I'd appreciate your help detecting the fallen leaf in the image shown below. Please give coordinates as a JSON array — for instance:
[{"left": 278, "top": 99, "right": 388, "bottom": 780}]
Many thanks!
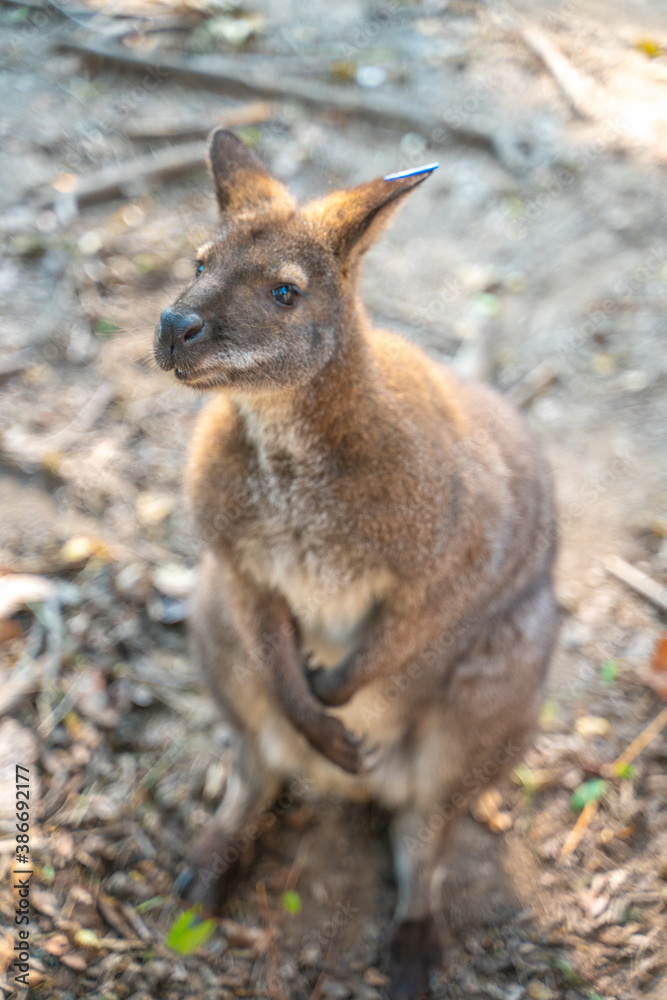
[
  {"left": 635, "top": 37, "right": 664, "bottom": 57},
  {"left": 60, "top": 536, "right": 113, "bottom": 566},
  {"left": 60, "top": 952, "right": 87, "bottom": 972},
  {"left": 575, "top": 715, "right": 611, "bottom": 738},
  {"left": 166, "top": 907, "right": 216, "bottom": 954},
  {"left": 571, "top": 779, "right": 608, "bottom": 812},
  {"left": 43, "top": 934, "right": 70, "bottom": 957},
  {"left": 0, "top": 573, "right": 55, "bottom": 619},
  {"left": 651, "top": 634, "right": 667, "bottom": 671}
]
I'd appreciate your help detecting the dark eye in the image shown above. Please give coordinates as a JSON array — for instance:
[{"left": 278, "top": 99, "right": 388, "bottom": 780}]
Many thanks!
[
  {"left": 271, "top": 284, "right": 299, "bottom": 307},
  {"left": 195, "top": 261, "right": 205, "bottom": 276}
]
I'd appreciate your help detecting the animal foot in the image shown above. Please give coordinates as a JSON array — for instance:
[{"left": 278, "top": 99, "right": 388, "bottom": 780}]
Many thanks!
[
  {"left": 388, "top": 917, "right": 440, "bottom": 1000},
  {"left": 176, "top": 827, "right": 246, "bottom": 914}
]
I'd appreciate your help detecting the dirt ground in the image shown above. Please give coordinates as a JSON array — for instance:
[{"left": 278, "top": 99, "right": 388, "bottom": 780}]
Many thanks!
[{"left": 1, "top": 1, "right": 666, "bottom": 998}]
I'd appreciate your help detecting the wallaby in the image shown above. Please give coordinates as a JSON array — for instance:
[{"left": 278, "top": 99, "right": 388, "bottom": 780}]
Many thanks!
[{"left": 154, "top": 129, "right": 559, "bottom": 999}]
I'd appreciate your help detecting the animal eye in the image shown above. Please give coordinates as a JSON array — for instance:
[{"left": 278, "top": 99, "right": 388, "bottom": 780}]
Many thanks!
[
  {"left": 271, "top": 284, "right": 299, "bottom": 307},
  {"left": 195, "top": 261, "right": 205, "bottom": 276}
]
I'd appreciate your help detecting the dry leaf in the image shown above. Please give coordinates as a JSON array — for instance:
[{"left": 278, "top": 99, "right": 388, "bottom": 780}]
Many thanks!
[
  {"left": 43, "top": 934, "right": 70, "bottom": 957},
  {"left": 0, "top": 573, "right": 55, "bottom": 618}
]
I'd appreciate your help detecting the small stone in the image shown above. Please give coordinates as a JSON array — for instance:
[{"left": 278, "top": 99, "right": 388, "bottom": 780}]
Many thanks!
[
  {"left": 152, "top": 562, "right": 196, "bottom": 599},
  {"left": 574, "top": 716, "right": 611, "bottom": 738},
  {"left": 364, "top": 968, "right": 390, "bottom": 987},
  {"left": 78, "top": 230, "right": 103, "bottom": 255},
  {"left": 115, "top": 563, "right": 150, "bottom": 601},
  {"left": 320, "top": 978, "right": 352, "bottom": 999},
  {"left": 591, "top": 351, "right": 616, "bottom": 376},
  {"left": 355, "top": 66, "right": 387, "bottom": 89},
  {"left": 135, "top": 492, "right": 175, "bottom": 526},
  {"left": 620, "top": 369, "right": 650, "bottom": 392},
  {"left": 527, "top": 982, "right": 555, "bottom": 1000},
  {"left": 147, "top": 595, "right": 188, "bottom": 624},
  {"left": 60, "top": 952, "right": 88, "bottom": 972}
]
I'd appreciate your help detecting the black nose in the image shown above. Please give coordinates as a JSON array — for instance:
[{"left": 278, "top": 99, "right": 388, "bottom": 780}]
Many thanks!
[{"left": 158, "top": 309, "right": 204, "bottom": 350}]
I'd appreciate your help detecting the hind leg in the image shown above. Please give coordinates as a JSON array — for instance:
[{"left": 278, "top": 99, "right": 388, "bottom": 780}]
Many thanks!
[
  {"left": 180, "top": 738, "right": 282, "bottom": 912},
  {"left": 389, "top": 807, "right": 453, "bottom": 1000},
  {"left": 387, "top": 581, "right": 558, "bottom": 998}
]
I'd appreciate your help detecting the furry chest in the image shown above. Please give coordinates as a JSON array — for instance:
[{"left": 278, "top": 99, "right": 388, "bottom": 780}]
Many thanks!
[{"left": 238, "top": 534, "right": 392, "bottom": 665}]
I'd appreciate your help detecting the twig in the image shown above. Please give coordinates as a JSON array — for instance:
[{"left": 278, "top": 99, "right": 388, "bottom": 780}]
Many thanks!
[
  {"left": 561, "top": 703, "right": 667, "bottom": 856},
  {"left": 561, "top": 799, "right": 599, "bottom": 857},
  {"left": 120, "top": 100, "right": 274, "bottom": 141},
  {"left": 52, "top": 141, "right": 208, "bottom": 212},
  {"left": 56, "top": 38, "right": 524, "bottom": 170},
  {"left": 256, "top": 881, "right": 287, "bottom": 1000},
  {"left": 507, "top": 360, "right": 560, "bottom": 408},
  {"left": 521, "top": 26, "right": 598, "bottom": 119},
  {"left": 613, "top": 702, "right": 667, "bottom": 769},
  {"left": 604, "top": 555, "right": 667, "bottom": 614}
]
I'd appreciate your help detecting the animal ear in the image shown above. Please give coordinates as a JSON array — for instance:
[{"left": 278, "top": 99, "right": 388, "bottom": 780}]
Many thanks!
[
  {"left": 302, "top": 164, "right": 438, "bottom": 266},
  {"left": 208, "top": 128, "right": 294, "bottom": 215}
]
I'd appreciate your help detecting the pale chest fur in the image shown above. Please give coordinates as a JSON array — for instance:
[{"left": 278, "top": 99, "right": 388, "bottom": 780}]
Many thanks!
[
  {"left": 230, "top": 399, "right": 395, "bottom": 666},
  {"left": 238, "top": 530, "right": 393, "bottom": 667}
]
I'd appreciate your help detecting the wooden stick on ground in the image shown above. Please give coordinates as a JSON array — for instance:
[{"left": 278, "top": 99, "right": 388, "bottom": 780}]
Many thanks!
[
  {"left": 561, "top": 702, "right": 667, "bottom": 856},
  {"left": 604, "top": 555, "right": 667, "bottom": 614},
  {"left": 53, "top": 140, "right": 207, "bottom": 214},
  {"left": 120, "top": 99, "right": 274, "bottom": 141},
  {"left": 521, "top": 26, "right": 598, "bottom": 119},
  {"left": 56, "top": 37, "right": 520, "bottom": 168}
]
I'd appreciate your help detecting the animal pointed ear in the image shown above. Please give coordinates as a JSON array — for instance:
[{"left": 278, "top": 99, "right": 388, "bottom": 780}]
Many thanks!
[
  {"left": 208, "top": 128, "right": 294, "bottom": 215},
  {"left": 302, "top": 164, "right": 438, "bottom": 266}
]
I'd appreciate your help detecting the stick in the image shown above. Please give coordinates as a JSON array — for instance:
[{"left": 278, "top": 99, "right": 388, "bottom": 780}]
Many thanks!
[
  {"left": 604, "top": 555, "right": 667, "bottom": 614},
  {"left": 54, "top": 141, "right": 207, "bottom": 210},
  {"left": 613, "top": 702, "right": 667, "bottom": 769},
  {"left": 56, "top": 38, "right": 516, "bottom": 166},
  {"left": 561, "top": 703, "right": 667, "bottom": 856},
  {"left": 120, "top": 100, "right": 274, "bottom": 141},
  {"left": 521, "top": 26, "right": 598, "bottom": 119}
]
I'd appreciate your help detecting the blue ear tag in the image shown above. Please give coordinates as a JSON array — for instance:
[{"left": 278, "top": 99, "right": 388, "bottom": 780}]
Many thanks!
[{"left": 383, "top": 163, "right": 439, "bottom": 182}]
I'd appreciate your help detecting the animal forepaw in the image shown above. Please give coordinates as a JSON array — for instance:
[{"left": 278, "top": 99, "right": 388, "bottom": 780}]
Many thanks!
[{"left": 307, "top": 713, "right": 365, "bottom": 774}]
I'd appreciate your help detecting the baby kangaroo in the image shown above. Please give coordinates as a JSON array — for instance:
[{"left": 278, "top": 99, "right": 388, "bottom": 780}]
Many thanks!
[{"left": 154, "top": 130, "right": 558, "bottom": 999}]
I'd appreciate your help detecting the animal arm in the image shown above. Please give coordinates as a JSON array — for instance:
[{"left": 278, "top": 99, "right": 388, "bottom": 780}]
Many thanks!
[
  {"left": 307, "top": 581, "right": 482, "bottom": 707},
  {"left": 240, "top": 585, "right": 366, "bottom": 774}
]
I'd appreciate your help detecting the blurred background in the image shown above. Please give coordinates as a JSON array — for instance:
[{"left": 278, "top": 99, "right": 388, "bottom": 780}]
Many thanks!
[{"left": 0, "top": 1, "right": 666, "bottom": 998}]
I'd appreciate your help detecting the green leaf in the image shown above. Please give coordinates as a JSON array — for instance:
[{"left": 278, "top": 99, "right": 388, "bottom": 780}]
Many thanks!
[
  {"left": 41, "top": 864, "right": 55, "bottom": 887},
  {"left": 570, "top": 779, "right": 608, "bottom": 812},
  {"left": 550, "top": 954, "right": 585, "bottom": 987},
  {"left": 539, "top": 698, "right": 559, "bottom": 726},
  {"left": 473, "top": 292, "right": 501, "bottom": 318},
  {"left": 281, "top": 889, "right": 302, "bottom": 915},
  {"left": 135, "top": 895, "right": 167, "bottom": 915},
  {"left": 612, "top": 761, "right": 637, "bottom": 781},
  {"left": 166, "top": 907, "right": 216, "bottom": 954},
  {"left": 600, "top": 660, "right": 619, "bottom": 685}
]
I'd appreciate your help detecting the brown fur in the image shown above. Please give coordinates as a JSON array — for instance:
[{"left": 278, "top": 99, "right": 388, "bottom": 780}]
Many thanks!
[{"left": 154, "top": 130, "right": 559, "bottom": 999}]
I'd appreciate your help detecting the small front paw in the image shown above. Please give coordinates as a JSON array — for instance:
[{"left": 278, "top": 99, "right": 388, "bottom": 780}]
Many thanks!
[
  {"left": 307, "top": 664, "right": 352, "bottom": 707},
  {"left": 310, "top": 714, "right": 364, "bottom": 774}
]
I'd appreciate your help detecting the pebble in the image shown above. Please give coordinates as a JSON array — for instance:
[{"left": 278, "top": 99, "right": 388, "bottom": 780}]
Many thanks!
[
  {"left": 527, "top": 982, "right": 555, "bottom": 1000},
  {"left": 320, "top": 978, "right": 352, "bottom": 999}
]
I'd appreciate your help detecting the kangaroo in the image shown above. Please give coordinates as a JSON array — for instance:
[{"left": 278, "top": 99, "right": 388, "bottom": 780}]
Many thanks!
[{"left": 154, "top": 129, "right": 559, "bottom": 999}]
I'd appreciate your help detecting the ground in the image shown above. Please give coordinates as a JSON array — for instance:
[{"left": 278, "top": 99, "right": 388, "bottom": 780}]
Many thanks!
[{"left": 0, "top": 1, "right": 666, "bottom": 998}]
